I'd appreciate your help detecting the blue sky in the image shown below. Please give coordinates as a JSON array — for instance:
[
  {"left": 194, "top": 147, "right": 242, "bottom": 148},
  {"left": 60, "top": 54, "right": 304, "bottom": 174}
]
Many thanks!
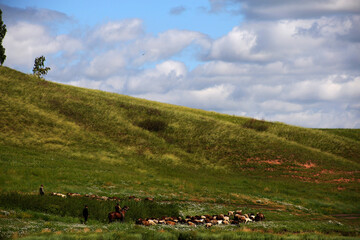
[
  {"left": 2, "top": 0, "right": 241, "bottom": 38},
  {"left": 1, "top": 0, "right": 360, "bottom": 128}
]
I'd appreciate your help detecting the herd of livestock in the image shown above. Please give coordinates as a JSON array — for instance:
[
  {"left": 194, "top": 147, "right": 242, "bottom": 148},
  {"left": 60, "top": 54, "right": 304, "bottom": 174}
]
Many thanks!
[
  {"left": 50, "top": 192, "right": 265, "bottom": 227},
  {"left": 136, "top": 211, "right": 265, "bottom": 227},
  {"left": 50, "top": 192, "right": 153, "bottom": 202}
]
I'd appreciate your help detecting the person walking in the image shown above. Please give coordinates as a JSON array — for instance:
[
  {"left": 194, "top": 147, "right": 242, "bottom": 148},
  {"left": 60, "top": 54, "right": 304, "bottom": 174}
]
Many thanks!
[
  {"left": 83, "top": 205, "right": 89, "bottom": 224},
  {"left": 39, "top": 184, "right": 44, "bottom": 196}
]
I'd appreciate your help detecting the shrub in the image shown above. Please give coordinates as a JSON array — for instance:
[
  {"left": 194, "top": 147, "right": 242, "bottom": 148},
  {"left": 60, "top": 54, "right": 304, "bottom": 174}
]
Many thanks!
[
  {"left": 137, "top": 119, "right": 167, "bottom": 132},
  {"left": 243, "top": 118, "right": 270, "bottom": 132}
]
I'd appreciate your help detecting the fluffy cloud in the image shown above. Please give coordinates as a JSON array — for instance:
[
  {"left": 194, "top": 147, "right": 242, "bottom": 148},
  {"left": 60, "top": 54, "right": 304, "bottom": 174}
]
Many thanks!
[
  {"left": 207, "top": 27, "right": 268, "bottom": 62},
  {"left": 90, "top": 19, "right": 144, "bottom": 43},
  {"left": 3, "top": 22, "right": 82, "bottom": 69},
  {"left": 129, "top": 30, "right": 210, "bottom": 66},
  {"left": 127, "top": 61, "right": 187, "bottom": 94},
  {"left": 85, "top": 50, "right": 126, "bottom": 78},
  {"left": 0, "top": 4, "right": 71, "bottom": 27},
  {"left": 286, "top": 76, "right": 360, "bottom": 102},
  {"left": 208, "top": 0, "right": 360, "bottom": 19},
  {"left": 135, "top": 84, "right": 237, "bottom": 111}
]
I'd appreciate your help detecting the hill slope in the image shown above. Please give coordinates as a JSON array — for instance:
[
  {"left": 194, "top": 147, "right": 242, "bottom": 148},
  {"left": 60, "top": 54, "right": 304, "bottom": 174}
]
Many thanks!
[{"left": 1, "top": 66, "right": 359, "bottom": 215}]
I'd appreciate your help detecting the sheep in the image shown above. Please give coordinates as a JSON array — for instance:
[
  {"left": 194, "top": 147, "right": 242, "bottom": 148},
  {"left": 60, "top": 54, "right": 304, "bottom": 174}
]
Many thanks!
[
  {"left": 50, "top": 192, "right": 67, "bottom": 198},
  {"left": 255, "top": 212, "right": 265, "bottom": 221},
  {"left": 147, "top": 219, "right": 157, "bottom": 225},
  {"left": 210, "top": 219, "right": 218, "bottom": 225},
  {"left": 99, "top": 196, "right": 108, "bottom": 201},
  {"left": 166, "top": 221, "right": 176, "bottom": 225},
  {"left": 67, "top": 192, "right": 81, "bottom": 197},
  {"left": 243, "top": 214, "right": 253, "bottom": 224},
  {"left": 187, "top": 221, "right": 196, "bottom": 227}
]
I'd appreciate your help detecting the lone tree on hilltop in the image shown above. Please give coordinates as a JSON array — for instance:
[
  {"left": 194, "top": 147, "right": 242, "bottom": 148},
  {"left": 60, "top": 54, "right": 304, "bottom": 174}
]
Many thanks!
[
  {"left": 0, "top": 9, "right": 7, "bottom": 66},
  {"left": 33, "top": 56, "right": 51, "bottom": 78}
]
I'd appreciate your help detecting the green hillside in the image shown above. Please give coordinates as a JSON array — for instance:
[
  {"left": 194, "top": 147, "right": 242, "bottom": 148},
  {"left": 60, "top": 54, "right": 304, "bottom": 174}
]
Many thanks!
[{"left": 1, "top": 66, "right": 359, "bottom": 239}]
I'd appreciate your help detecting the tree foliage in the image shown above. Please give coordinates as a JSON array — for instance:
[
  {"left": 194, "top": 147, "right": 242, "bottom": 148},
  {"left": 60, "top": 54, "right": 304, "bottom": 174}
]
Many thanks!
[
  {"left": 0, "top": 9, "right": 7, "bottom": 66},
  {"left": 33, "top": 56, "right": 51, "bottom": 78}
]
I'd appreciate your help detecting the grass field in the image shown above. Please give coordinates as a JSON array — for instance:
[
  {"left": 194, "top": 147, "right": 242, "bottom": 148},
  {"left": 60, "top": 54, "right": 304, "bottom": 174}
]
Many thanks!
[{"left": 0, "top": 66, "right": 359, "bottom": 239}]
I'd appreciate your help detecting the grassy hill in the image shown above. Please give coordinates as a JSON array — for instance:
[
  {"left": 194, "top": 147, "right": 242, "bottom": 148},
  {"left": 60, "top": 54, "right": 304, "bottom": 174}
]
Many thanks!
[{"left": 1, "top": 66, "right": 359, "bottom": 239}]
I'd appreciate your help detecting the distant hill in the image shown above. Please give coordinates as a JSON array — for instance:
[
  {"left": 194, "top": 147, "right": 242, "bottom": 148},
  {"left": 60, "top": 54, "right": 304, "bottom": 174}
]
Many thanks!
[{"left": 1, "top": 66, "right": 359, "bottom": 215}]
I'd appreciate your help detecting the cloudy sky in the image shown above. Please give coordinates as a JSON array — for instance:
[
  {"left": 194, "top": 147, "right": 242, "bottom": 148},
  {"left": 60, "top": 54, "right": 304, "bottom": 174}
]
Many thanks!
[{"left": 1, "top": 0, "right": 360, "bottom": 128}]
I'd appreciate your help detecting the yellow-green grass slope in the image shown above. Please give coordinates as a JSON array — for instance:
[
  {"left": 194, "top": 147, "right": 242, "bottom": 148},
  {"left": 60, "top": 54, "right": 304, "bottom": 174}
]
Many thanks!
[{"left": 1, "top": 66, "right": 359, "bottom": 215}]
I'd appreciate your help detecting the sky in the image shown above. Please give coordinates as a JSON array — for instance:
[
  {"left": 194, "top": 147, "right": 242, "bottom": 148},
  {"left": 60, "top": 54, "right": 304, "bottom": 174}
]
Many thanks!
[{"left": 1, "top": 0, "right": 360, "bottom": 128}]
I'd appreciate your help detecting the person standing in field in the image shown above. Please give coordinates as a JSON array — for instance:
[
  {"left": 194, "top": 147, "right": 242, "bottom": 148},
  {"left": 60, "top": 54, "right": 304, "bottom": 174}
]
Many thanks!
[
  {"left": 83, "top": 205, "right": 89, "bottom": 224},
  {"left": 39, "top": 184, "right": 44, "bottom": 196}
]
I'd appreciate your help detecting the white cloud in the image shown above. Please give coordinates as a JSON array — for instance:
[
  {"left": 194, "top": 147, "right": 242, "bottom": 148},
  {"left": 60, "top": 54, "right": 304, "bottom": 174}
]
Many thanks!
[
  {"left": 91, "top": 19, "right": 144, "bottom": 43},
  {"left": 209, "top": 0, "right": 360, "bottom": 19},
  {"left": 3, "top": 22, "right": 82, "bottom": 69},
  {"left": 268, "top": 110, "right": 360, "bottom": 128},
  {"left": 208, "top": 27, "right": 268, "bottom": 61},
  {"left": 135, "top": 84, "right": 237, "bottom": 110},
  {"left": 192, "top": 61, "right": 249, "bottom": 76},
  {"left": 155, "top": 60, "right": 187, "bottom": 77},
  {"left": 85, "top": 50, "right": 126, "bottom": 78},
  {"left": 286, "top": 75, "right": 360, "bottom": 102},
  {"left": 260, "top": 100, "right": 303, "bottom": 113},
  {"left": 126, "top": 61, "right": 187, "bottom": 94},
  {"left": 130, "top": 29, "right": 210, "bottom": 66}
]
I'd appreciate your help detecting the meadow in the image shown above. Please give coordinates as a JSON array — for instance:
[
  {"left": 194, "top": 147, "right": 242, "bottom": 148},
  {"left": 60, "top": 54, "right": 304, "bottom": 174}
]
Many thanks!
[{"left": 0, "top": 66, "right": 359, "bottom": 239}]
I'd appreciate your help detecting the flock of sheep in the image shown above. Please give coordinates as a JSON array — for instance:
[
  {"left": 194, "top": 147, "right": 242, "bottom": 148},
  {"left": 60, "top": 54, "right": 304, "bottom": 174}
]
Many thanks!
[
  {"left": 50, "top": 192, "right": 154, "bottom": 202},
  {"left": 136, "top": 211, "right": 265, "bottom": 228},
  {"left": 50, "top": 192, "right": 265, "bottom": 227}
]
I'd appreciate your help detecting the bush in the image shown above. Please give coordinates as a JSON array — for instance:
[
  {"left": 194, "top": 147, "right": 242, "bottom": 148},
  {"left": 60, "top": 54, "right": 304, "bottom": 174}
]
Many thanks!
[
  {"left": 137, "top": 119, "right": 167, "bottom": 132},
  {"left": 243, "top": 118, "right": 270, "bottom": 132}
]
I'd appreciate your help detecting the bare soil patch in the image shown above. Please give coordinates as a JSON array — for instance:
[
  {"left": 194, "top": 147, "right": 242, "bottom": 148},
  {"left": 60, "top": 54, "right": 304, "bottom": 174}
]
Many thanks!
[{"left": 331, "top": 214, "right": 360, "bottom": 220}]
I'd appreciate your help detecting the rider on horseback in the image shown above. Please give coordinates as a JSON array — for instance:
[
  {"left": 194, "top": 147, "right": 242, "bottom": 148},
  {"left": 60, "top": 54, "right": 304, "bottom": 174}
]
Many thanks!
[
  {"left": 108, "top": 205, "right": 129, "bottom": 223},
  {"left": 115, "top": 203, "right": 121, "bottom": 213}
]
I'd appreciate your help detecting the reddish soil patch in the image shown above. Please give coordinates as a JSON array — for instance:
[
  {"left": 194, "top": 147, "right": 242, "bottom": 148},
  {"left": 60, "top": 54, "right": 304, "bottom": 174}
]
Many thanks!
[
  {"left": 320, "top": 169, "right": 336, "bottom": 174},
  {"left": 333, "top": 178, "right": 356, "bottom": 183},
  {"left": 337, "top": 186, "right": 346, "bottom": 191},
  {"left": 288, "top": 175, "right": 320, "bottom": 183},
  {"left": 332, "top": 214, "right": 360, "bottom": 220},
  {"left": 320, "top": 169, "right": 360, "bottom": 175},
  {"left": 246, "top": 158, "right": 282, "bottom": 165},
  {"left": 300, "top": 162, "right": 316, "bottom": 169},
  {"left": 265, "top": 168, "right": 275, "bottom": 172},
  {"left": 263, "top": 160, "right": 282, "bottom": 165}
]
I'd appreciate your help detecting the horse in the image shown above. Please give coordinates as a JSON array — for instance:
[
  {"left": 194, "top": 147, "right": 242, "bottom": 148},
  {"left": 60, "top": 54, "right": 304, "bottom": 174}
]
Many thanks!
[{"left": 108, "top": 206, "right": 129, "bottom": 223}]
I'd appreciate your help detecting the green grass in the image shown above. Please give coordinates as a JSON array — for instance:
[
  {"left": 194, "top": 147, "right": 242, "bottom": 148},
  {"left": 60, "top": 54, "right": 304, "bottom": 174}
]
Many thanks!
[
  {"left": 0, "top": 192, "right": 179, "bottom": 223},
  {"left": 0, "top": 66, "right": 360, "bottom": 239}
]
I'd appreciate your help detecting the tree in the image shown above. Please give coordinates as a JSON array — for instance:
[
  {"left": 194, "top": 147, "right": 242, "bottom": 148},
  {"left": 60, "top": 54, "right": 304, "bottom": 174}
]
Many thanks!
[
  {"left": 33, "top": 56, "right": 51, "bottom": 78},
  {"left": 0, "top": 9, "right": 7, "bottom": 66}
]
